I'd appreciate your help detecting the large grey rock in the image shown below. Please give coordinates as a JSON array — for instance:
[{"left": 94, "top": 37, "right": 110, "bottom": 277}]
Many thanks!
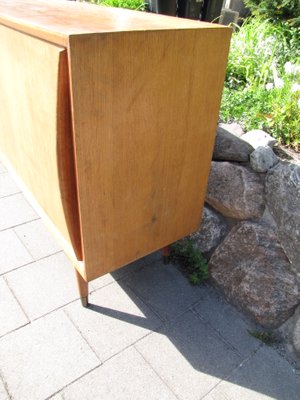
[
  {"left": 209, "top": 221, "right": 300, "bottom": 328},
  {"left": 206, "top": 162, "right": 265, "bottom": 219},
  {"left": 281, "top": 305, "right": 300, "bottom": 357},
  {"left": 261, "top": 206, "right": 277, "bottom": 228},
  {"left": 266, "top": 162, "right": 300, "bottom": 276},
  {"left": 250, "top": 146, "right": 279, "bottom": 173},
  {"left": 213, "top": 125, "right": 253, "bottom": 162},
  {"left": 219, "top": 122, "right": 244, "bottom": 137},
  {"left": 242, "top": 129, "right": 277, "bottom": 149},
  {"left": 191, "top": 205, "right": 228, "bottom": 254}
]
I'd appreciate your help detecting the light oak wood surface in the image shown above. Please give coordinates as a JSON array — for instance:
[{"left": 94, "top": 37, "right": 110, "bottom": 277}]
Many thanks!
[
  {"left": 0, "top": 25, "right": 82, "bottom": 261},
  {"left": 0, "top": 0, "right": 231, "bottom": 286},
  {"left": 0, "top": 0, "right": 226, "bottom": 46},
  {"left": 68, "top": 28, "right": 231, "bottom": 280}
]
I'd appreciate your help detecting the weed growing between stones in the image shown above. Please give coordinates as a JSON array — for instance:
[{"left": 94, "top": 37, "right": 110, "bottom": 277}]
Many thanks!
[
  {"left": 248, "top": 330, "right": 279, "bottom": 345},
  {"left": 171, "top": 239, "right": 209, "bottom": 285}
]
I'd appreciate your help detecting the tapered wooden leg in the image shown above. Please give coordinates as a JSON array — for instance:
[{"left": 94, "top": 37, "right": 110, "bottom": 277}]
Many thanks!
[
  {"left": 75, "top": 268, "right": 89, "bottom": 307},
  {"left": 162, "top": 245, "right": 171, "bottom": 265}
]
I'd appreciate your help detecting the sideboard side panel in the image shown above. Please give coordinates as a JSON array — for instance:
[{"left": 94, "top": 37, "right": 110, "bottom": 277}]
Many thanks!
[
  {"left": 68, "top": 29, "right": 231, "bottom": 281},
  {"left": 0, "top": 25, "right": 82, "bottom": 262}
]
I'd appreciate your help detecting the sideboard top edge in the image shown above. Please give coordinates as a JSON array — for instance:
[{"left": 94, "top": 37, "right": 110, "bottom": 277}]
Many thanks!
[
  {"left": 0, "top": 0, "right": 230, "bottom": 45},
  {"left": 0, "top": 17, "right": 68, "bottom": 47}
]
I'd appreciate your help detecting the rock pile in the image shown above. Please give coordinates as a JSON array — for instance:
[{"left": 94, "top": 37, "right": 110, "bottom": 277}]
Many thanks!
[{"left": 192, "top": 123, "right": 300, "bottom": 357}]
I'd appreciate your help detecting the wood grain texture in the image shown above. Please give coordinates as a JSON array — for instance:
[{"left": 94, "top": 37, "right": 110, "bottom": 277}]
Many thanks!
[
  {"left": 0, "top": 0, "right": 231, "bottom": 283},
  {"left": 0, "top": 25, "right": 82, "bottom": 261},
  {"left": 68, "top": 28, "right": 231, "bottom": 281},
  {"left": 0, "top": 0, "right": 228, "bottom": 46}
]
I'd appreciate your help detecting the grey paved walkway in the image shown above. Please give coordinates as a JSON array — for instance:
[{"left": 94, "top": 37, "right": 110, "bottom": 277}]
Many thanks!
[{"left": 1, "top": 159, "right": 300, "bottom": 400}]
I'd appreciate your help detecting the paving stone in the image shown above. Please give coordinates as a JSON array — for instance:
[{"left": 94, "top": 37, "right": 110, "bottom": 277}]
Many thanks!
[
  {"left": 0, "top": 161, "right": 7, "bottom": 173},
  {"left": 0, "top": 193, "right": 38, "bottom": 230},
  {"left": 61, "top": 346, "right": 176, "bottom": 400},
  {"left": 0, "top": 310, "right": 99, "bottom": 400},
  {"left": 90, "top": 258, "right": 145, "bottom": 292},
  {"left": 136, "top": 311, "right": 242, "bottom": 400},
  {"left": 65, "top": 282, "right": 162, "bottom": 361},
  {"left": 0, "top": 229, "right": 33, "bottom": 275},
  {"left": 141, "top": 250, "right": 163, "bottom": 265},
  {"left": 204, "top": 346, "right": 300, "bottom": 400},
  {"left": 5, "top": 252, "right": 79, "bottom": 320},
  {"left": 203, "top": 388, "right": 272, "bottom": 400},
  {"left": 123, "top": 262, "right": 203, "bottom": 322},
  {"left": 49, "top": 395, "right": 64, "bottom": 400},
  {"left": 89, "top": 273, "right": 116, "bottom": 292},
  {"left": 0, "top": 378, "right": 9, "bottom": 400},
  {"left": 0, "top": 277, "right": 28, "bottom": 337},
  {"left": 0, "top": 172, "right": 20, "bottom": 197},
  {"left": 193, "top": 286, "right": 260, "bottom": 357},
  {"left": 111, "top": 258, "right": 146, "bottom": 279},
  {"left": 14, "top": 219, "right": 61, "bottom": 260}
]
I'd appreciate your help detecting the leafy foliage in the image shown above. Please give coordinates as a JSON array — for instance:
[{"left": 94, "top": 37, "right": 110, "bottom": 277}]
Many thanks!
[
  {"left": 243, "top": 0, "right": 300, "bottom": 27},
  {"left": 171, "top": 239, "right": 209, "bottom": 285},
  {"left": 221, "top": 17, "right": 300, "bottom": 148},
  {"left": 88, "top": 0, "right": 145, "bottom": 10},
  {"left": 225, "top": 18, "right": 299, "bottom": 90}
]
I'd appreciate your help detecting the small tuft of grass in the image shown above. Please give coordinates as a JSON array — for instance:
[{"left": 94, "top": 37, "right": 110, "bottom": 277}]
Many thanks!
[
  {"left": 248, "top": 330, "right": 278, "bottom": 345},
  {"left": 171, "top": 239, "right": 209, "bottom": 285}
]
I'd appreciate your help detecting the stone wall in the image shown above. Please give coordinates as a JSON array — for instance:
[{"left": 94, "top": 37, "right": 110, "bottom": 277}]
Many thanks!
[{"left": 192, "top": 123, "right": 300, "bottom": 360}]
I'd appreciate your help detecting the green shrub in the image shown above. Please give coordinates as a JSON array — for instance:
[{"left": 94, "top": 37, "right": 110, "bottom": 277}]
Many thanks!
[
  {"left": 221, "top": 17, "right": 300, "bottom": 148},
  {"left": 88, "top": 0, "right": 145, "bottom": 10},
  {"left": 225, "top": 18, "right": 299, "bottom": 89},
  {"left": 244, "top": 0, "right": 300, "bottom": 27}
]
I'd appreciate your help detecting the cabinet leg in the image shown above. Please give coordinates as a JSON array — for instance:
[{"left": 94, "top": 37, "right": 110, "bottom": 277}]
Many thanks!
[
  {"left": 75, "top": 268, "right": 89, "bottom": 307},
  {"left": 162, "top": 245, "right": 171, "bottom": 265}
]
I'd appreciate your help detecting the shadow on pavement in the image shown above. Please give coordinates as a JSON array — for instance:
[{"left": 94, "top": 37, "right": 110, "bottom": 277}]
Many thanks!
[{"left": 86, "top": 255, "right": 300, "bottom": 400}]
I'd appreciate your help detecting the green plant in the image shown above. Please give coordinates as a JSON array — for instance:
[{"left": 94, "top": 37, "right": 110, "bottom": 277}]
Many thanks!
[
  {"left": 225, "top": 18, "right": 299, "bottom": 89},
  {"left": 171, "top": 239, "right": 209, "bottom": 285},
  {"left": 88, "top": 0, "right": 145, "bottom": 10},
  {"left": 243, "top": 0, "right": 300, "bottom": 27},
  {"left": 248, "top": 330, "right": 278, "bottom": 345},
  {"left": 221, "top": 17, "right": 300, "bottom": 148}
]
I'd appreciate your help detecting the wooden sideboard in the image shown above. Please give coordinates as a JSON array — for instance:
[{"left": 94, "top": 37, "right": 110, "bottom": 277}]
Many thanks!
[{"left": 0, "top": 0, "right": 231, "bottom": 306}]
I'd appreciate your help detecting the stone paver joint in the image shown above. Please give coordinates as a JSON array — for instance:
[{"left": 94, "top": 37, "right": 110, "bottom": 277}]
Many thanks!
[{"left": 0, "top": 162, "right": 300, "bottom": 400}]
